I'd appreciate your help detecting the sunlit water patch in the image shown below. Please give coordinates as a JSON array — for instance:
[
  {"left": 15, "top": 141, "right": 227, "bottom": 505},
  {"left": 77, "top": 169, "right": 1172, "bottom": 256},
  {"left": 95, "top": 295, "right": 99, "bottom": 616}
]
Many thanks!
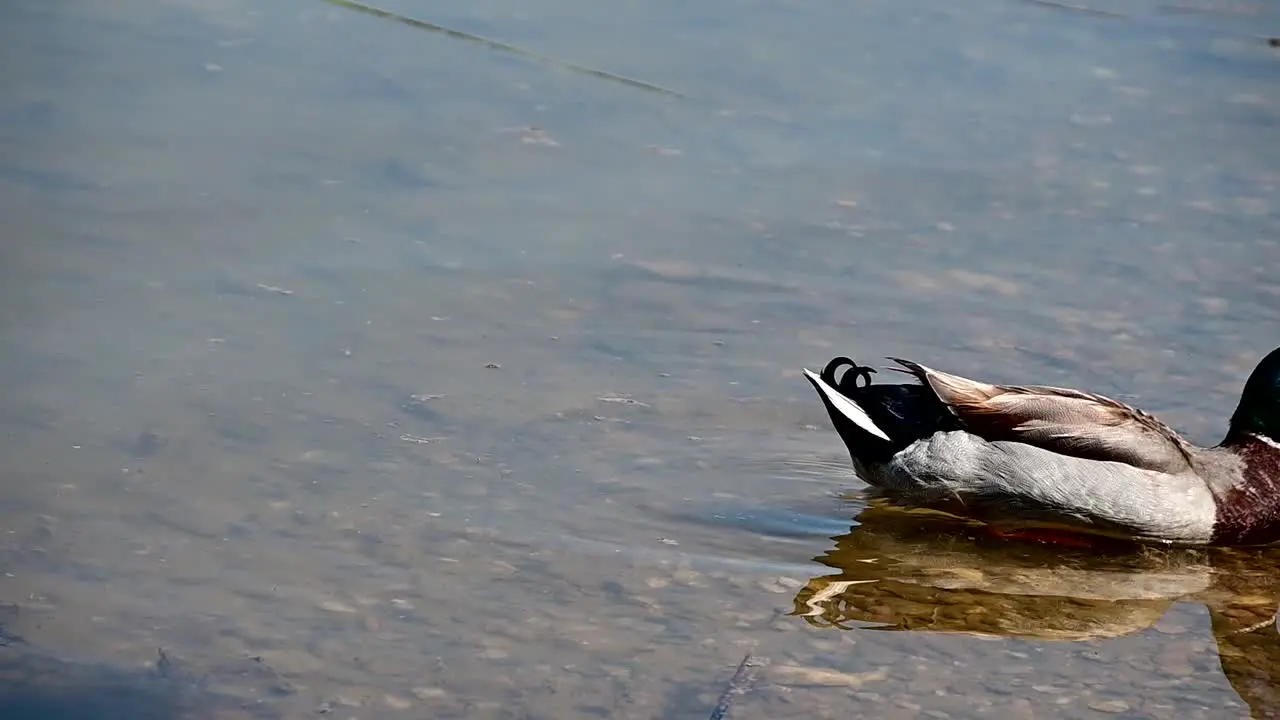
[{"left": 2, "top": 0, "right": 1278, "bottom": 718}]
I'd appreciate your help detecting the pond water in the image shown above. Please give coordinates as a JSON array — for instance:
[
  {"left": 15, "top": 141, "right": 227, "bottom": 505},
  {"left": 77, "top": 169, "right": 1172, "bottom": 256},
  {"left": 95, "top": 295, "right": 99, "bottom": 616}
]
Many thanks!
[{"left": 0, "top": 0, "right": 1278, "bottom": 717}]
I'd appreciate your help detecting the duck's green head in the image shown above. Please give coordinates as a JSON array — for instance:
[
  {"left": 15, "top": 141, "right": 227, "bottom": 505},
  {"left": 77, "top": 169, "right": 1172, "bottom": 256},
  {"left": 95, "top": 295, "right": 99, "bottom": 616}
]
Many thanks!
[{"left": 1229, "top": 346, "right": 1280, "bottom": 441}]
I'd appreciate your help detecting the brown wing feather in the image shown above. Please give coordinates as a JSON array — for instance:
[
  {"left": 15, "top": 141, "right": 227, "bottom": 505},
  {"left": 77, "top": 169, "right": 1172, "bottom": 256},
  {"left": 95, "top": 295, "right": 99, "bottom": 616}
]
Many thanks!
[{"left": 887, "top": 357, "right": 1194, "bottom": 474}]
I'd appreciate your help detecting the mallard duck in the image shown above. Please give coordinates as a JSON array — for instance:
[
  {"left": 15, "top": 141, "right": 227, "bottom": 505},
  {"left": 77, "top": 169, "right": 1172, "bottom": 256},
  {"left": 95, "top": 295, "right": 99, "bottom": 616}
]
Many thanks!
[{"left": 803, "top": 347, "right": 1280, "bottom": 546}]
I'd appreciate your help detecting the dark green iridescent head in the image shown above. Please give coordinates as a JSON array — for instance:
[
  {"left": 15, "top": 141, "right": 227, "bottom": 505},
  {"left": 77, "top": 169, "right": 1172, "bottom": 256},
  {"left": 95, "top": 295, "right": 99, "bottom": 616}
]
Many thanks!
[{"left": 1229, "top": 346, "right": 1280, "bottom": 441}]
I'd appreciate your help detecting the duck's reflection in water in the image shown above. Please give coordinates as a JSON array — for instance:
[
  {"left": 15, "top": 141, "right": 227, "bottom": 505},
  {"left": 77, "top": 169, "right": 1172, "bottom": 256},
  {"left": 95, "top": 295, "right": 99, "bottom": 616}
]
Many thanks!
[{"left": 790, "top": 504, "right": 1280, "bottom": 717}]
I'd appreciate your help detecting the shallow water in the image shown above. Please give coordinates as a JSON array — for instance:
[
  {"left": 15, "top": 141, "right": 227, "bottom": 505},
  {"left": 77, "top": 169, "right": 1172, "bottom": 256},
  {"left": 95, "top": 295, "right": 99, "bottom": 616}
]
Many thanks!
[{"left": 1, "top": 0, "right": 1278, "bottom": 717}]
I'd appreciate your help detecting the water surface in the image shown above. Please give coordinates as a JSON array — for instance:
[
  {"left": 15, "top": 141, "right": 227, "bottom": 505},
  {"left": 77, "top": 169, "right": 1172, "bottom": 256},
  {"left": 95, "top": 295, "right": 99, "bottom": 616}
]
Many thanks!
[{"left": 1, "top": 0, "right": 1278, "bottom": 717}]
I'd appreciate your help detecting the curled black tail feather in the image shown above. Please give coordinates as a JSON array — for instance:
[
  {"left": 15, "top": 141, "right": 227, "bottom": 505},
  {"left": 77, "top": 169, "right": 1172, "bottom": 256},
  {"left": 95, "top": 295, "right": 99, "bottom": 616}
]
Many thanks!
[{"left": 821, "top": 357, "right": 878, "bottom": 395}]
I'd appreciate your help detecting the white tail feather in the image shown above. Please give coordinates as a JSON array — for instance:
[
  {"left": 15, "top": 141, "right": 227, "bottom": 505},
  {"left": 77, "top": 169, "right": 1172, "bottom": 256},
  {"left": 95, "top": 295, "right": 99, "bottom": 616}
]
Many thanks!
[{"left": 803, "top": 368, "right": 892, "bottom": 441}]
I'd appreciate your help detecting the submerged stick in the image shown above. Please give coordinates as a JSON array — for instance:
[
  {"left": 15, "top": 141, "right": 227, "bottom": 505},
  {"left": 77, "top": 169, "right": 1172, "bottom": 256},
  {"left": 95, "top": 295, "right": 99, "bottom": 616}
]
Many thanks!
[
  {"left": 319, "top": 0, "right": 688, "bottom": 99},
  {"left": 1016, "top": 0, "right": 1280, "bottom": 47},
  {"left": 1017, "top": 0, "right": 1127, "bottom": 18},
  {"left": 709, "top": 652, "right": 764, "bottom": 720}
]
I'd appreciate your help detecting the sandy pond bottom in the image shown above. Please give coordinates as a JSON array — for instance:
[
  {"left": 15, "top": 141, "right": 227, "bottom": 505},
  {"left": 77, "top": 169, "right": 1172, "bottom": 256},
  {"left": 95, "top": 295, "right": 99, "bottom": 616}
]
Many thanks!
[
  {"left": 2, "top": 0, "right": 1280, "bottom": 718},
  {"left": 2, "top": 364, "right": 1278, "bottom": 720}
]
